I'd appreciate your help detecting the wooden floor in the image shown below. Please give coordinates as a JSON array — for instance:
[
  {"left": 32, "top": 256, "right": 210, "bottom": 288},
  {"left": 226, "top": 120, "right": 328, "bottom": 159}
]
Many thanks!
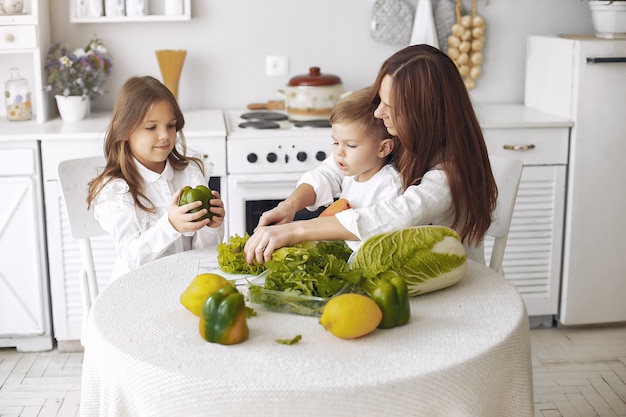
[{"left": 0, "top": 325, "right": 625, "bottom": 417}]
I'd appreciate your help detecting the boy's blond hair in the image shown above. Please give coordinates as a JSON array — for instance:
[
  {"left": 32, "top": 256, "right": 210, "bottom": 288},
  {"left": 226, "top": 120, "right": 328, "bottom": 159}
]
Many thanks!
[{"left": 330, "top": 87, "right": 390, "bottom": 142}]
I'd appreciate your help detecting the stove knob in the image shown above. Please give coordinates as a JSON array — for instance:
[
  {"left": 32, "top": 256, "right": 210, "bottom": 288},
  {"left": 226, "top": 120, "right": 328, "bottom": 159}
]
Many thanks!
[
  {"left": 247, "top": 153, "right": 258, "bottom": 163},
  {"left": 296, "top": 151, "right": 307, "bottom": 162},
  {"left": 315, "top": 151, "right": 327, "bottom": 161},
  {"left": 267, "top": 152, "right": 277, "bottom": 163}
]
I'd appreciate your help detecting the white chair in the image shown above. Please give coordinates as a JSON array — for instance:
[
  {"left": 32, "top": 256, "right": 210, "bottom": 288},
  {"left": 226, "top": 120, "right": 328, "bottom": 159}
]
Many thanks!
[
  {"left": 57, "top": 156, "right": 107, "bottom": 340},
  {"left": 486, "top": 156, "right": 524, "bottom": 274}
]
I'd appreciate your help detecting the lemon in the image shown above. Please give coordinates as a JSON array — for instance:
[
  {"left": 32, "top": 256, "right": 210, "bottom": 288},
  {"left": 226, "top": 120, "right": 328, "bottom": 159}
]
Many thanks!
[
  {"left": 319, "top": 293, "right": 382, "bottom": 339},
  {"left": 180, "top": 273, "right": 230, "bottom": 316}
]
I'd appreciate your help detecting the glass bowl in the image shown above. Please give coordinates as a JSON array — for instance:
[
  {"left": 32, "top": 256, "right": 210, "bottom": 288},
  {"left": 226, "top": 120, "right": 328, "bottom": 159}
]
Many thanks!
[{"left": 247, "top": 271, "right": 352, "bottom": 317}]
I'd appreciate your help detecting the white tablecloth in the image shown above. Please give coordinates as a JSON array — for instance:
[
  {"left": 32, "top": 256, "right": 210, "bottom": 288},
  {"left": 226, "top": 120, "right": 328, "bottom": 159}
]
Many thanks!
[{"left": 80, "top": 248, "right": 533, "bottom": 417}]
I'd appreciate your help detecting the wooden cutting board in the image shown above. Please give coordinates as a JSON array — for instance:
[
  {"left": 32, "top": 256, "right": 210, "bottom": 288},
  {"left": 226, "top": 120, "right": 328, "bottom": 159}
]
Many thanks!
[{"left": 246, "top": 100, "right": 285, "bottom": 110}]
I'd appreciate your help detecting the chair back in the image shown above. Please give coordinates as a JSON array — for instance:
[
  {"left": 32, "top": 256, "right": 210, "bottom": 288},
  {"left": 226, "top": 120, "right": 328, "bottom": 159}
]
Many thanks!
[
  {"left": 58, "top": 156, "right": 107, "bottom": 240},
  {"left": 486, "top": 156, "right": 523, "bottom": 274},
  {"left": 57, "top": 156, "right": 107, "bottom": 342}
]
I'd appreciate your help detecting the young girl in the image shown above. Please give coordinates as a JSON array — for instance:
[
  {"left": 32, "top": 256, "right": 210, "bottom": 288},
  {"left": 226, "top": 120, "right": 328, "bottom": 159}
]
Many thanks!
[
  {"left": 246, "top": 44, "right": 497, "bottom": 264},
  {"left": 87, "top": 76, "right": 225, "bottom": 280}
]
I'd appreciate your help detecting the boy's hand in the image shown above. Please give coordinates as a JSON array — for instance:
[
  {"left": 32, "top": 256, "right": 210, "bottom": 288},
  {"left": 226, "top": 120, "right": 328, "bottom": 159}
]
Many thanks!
[{"left": 257, "top": 200, "right": 297, "bottom": 228}]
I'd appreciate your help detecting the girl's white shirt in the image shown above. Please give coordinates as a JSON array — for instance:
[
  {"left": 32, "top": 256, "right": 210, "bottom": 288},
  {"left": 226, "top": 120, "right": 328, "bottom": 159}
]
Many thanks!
[
  {"left": 93, "top": 158, "right": 224, "bottom": 281},
  {"left": 298, "top": 157, "right": 484, "bottom": 263}
]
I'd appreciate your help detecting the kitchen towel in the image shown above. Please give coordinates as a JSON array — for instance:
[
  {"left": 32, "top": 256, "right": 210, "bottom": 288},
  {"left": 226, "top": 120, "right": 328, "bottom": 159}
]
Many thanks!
[
  {"left": 433, "top": 0, "right": 457, "bottom": 51},
  {"left": 410, "top": 0, "right": 439, "bottom": 48},
  {"left": 370, "top": 0, "right": 415, "bottom": 46}
]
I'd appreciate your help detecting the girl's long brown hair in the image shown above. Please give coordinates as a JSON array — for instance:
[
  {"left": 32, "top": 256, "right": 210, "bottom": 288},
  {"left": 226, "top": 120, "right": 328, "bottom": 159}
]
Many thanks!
[
  {"left": 371, "top": 44, "right": 497, "bottom": 245},
  {"left": 87, "top": 75, "right": 204, "bottom": 212}
]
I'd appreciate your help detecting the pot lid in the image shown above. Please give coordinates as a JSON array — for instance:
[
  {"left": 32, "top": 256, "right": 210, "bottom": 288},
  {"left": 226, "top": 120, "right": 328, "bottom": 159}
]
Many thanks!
[{"left": 288, "top": 67, "right": 342, "bottom": 87}]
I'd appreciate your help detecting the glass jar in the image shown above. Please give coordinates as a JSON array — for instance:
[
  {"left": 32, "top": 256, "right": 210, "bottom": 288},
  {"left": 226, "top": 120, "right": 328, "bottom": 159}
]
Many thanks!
[{"left": 4, "top": 67, "right": 32, "bottom": 121}]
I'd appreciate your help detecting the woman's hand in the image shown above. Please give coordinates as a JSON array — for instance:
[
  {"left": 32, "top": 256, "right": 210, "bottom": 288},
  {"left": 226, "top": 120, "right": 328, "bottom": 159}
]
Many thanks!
[
  {"left": 168, "top": 189, "right": 211, "bottom": 233},
  {"left": 244, "top": 223, "right": 298, "bottom": 265},
  {"left": 244, "top": 215, "right": 358, "bottom": 265}
]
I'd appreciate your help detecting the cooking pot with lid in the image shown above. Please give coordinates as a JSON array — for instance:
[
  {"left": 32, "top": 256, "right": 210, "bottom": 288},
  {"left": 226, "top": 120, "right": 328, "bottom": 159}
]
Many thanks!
[{"left": 278, "top": 67, "right": 345, "bottom": 121}]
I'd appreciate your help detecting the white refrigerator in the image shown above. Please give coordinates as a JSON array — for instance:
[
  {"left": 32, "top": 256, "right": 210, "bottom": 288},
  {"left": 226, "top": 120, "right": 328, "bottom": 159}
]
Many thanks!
[{"left": 524, "top": 35, "right": 626, "bottom": 326}]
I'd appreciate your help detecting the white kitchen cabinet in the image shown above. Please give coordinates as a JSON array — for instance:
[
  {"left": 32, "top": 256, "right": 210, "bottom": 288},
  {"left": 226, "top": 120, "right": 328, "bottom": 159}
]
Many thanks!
[
  {"left": 41, "top": 110, "right": 226, "bottom": 348},
  {"left": 0, "top": 140, "right": 53, "bottom": 352},
  {"left": 477, "top": 105, "right": 572, "bottom": 318},
  {"left": 0, "top": 0, "right": 52, "bottom": 124},
  {"left": 70, "top": 0, "right": 191, "bottom": 22}
]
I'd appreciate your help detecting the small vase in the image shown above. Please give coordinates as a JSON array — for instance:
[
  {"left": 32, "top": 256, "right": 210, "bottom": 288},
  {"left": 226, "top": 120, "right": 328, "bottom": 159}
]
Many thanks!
[
  {"left": 55, "top": 95, "right": 90, "bottom": 122},
  {"left": 156, "top": 49, "right": 187, "bottom": 101},
  {"left": 4, "top": 67, "right": 32, "bottom": 122}
]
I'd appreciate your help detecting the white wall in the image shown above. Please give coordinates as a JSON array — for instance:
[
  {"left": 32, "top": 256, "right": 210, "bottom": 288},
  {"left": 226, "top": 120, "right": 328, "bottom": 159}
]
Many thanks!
[{"left": 50, "top": 0, "right": 594, "bottom": 112}]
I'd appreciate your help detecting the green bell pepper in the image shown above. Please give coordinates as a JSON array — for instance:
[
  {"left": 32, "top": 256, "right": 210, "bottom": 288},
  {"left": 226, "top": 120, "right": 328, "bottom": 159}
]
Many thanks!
[
  {"left": 199, "top": 285, "right": 249, "bottom": 345},
  {"left": 369, "top": 272, "right": 411, "bottom": 329},
  {"left": 178, "top": 185, "right": 213, "bottom": 221}
]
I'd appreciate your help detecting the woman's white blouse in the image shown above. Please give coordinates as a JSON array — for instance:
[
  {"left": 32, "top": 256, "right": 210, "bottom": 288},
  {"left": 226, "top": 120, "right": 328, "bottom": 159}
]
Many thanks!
[
  {"left": 298, "top": 157, "right": 484, "bottom": 263},
  {"left": 93, "top": 159, "right": 224, "bottom": 280}
]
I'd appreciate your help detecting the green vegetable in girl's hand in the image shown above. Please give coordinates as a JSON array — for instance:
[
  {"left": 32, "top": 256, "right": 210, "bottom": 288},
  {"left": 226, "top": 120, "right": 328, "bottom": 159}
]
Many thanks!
[
  {"left": 179, "top": 185, "right": 213, "bottom": 221},
  {"left": 351, "top": 226, "right": 467, "bottom": 296}
]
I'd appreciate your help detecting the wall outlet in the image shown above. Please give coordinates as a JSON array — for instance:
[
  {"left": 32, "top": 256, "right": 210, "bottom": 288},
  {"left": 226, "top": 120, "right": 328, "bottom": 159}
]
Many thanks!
[{"left": 266, "top": 56, "right": 289, "bottom": 77}]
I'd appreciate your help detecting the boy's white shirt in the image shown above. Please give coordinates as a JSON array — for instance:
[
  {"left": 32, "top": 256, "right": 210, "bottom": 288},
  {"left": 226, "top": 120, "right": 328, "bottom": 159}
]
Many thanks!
[
  {"left": 336, "top": 164, "right": 403, "bottom": 251},
  {"left": 298, "top": 157, "right": 403, "bottom": 251}
]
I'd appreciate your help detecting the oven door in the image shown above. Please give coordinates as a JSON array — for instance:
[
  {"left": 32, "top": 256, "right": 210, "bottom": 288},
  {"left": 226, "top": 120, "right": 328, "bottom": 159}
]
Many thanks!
[{"left": 227, "top": 172, "right": 324, "bottom": 237}]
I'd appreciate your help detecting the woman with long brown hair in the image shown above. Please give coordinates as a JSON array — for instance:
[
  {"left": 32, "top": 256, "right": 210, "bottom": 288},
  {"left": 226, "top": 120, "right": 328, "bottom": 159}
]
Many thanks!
[{"left": 245, "top": 44, "right": 496, "bottom": 264}]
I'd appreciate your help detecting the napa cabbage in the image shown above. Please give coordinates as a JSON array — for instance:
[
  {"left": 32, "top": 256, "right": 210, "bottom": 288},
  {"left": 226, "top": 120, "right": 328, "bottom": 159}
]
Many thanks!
[{"left": 350, "top": 226, "right": 467, "bottom": 296}]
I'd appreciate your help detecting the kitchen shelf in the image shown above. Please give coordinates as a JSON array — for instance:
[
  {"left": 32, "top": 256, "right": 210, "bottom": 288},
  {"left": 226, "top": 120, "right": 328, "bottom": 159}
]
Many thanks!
[
  {"left": 70, "top": 0, "right": 191, "bottom": 23},
  {"left": 0, "top": 0, "right": 51, "bottom": 124}
]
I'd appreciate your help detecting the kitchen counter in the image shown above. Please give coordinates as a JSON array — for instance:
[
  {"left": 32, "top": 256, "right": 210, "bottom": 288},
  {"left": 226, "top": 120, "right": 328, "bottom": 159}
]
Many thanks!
[
  {"left": 0, "top": 108, "right": 226, "bottom": 141},
  {"left": 475, "top": 103, "right": 572, "bottom": 129},
  {"left": 0, "top": 104, "right": 570, "bottom": 142}
]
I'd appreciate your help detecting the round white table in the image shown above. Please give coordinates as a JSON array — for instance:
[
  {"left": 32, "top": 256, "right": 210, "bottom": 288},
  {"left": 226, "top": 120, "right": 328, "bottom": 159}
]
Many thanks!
[{"left": 80, "top": 247, "right": 533, "bottom": 417}]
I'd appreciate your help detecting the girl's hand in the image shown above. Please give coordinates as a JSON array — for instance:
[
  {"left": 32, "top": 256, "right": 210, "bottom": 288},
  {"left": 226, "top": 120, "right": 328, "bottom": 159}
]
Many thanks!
[
  {"left": 168, "top": 189, "right": 211, "bottom": 233},
  {"left": 207, "top": 190, "right": 225, "bottom": 228}
]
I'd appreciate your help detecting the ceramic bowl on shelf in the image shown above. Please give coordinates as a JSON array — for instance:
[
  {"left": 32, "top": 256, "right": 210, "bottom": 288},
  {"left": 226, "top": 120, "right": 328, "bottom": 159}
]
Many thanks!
[
  {"left": 589, "top": 1, "right": 626, "bottom": 39},
  {"left": 0, "top": 0, "right": 24, "bottom": 14}
]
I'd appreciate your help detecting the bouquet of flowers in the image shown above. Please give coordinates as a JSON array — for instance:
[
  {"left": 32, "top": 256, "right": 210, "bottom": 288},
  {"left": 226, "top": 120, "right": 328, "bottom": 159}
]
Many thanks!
[{"left": 44, "top": 36, "right": 113, "bottom": 99}]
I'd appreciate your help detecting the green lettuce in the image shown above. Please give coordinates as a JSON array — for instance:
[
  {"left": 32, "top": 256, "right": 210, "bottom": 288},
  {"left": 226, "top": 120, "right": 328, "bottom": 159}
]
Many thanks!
[
  {"left": 264, "top": 240, "right": 360, "bottom": 298},
  {"left": 217, "top": 234, "right": 266, "bottom": 275},
  {"left": 351, "top": 226, "right": 467, "bottom": 296}
]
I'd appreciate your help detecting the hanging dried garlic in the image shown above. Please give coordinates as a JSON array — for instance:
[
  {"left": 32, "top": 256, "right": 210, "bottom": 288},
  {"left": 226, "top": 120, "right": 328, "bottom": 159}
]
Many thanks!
[{"left": 447, "top": 0, "right": 485, "bottom": 90}]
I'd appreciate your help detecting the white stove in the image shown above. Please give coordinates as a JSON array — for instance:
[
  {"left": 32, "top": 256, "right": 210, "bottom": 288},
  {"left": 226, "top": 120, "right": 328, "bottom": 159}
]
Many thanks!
[
  {"left": 225, "top": 111, "right": 332, "bottom": 175},
  {"left": 224, "top": 110, "right": 333, "bottom": 236}
]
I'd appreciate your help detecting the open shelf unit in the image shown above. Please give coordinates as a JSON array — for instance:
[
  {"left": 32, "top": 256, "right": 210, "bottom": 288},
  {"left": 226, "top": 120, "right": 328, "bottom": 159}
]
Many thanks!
[{"left": 70, "top": 0, "right": 191, "bottom": 23}]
